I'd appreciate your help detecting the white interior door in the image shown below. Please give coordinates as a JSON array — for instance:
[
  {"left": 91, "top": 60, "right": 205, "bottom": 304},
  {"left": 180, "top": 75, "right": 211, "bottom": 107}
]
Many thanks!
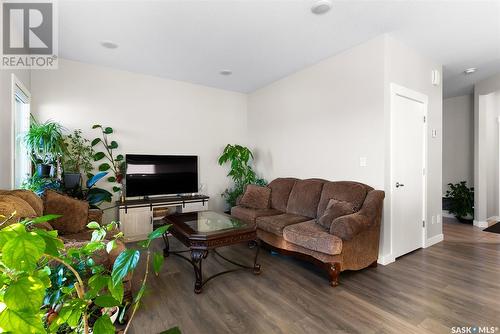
[{"left": 391, "top": 84, "right": 427, "bottom": 259}]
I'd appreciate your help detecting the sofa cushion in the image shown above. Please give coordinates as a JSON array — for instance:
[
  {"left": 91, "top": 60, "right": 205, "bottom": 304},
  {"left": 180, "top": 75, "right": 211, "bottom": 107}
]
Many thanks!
[
  {"left": 240, "top": 185, "right": 271, "bottom": 209},
  {"left": 268, "top": 178, "right": 297, "bottom": 212},
  {"left": 231, "top": 206, "right": 281, "bottom": 224},
  {"left": 0, "top": 195, "right": 36, "bottom": 219},
  {"left": 6, "top": 190, "right": 44, "bottom": 216},
  {"left": 286, "top": 179, "right": 324, "bottom": 218},
  {"left": 256, "top": 213, "right": 309, "bottom": 237},
  {"left": 317, "top": 199, "right": 356, "bottom": 229},
  {"left": 283, "top": 220, "right": 343, "bottom": 255},
  {"left": 317, "top": 181, "right": 370, "bottom": 218},
  {"left": 43, "top": 190, "right": 89, "bottom": 235}
]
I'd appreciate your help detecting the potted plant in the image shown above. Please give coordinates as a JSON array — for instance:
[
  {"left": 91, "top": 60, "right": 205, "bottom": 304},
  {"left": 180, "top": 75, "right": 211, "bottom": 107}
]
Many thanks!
[
  {"left": 91, "top": 125, "right": 124, "bottom": 195},
  {"left": 62, "top": 130, "right": 95, "bottom": 189},
  {"left": 218, "top": 144, "right": 266, "bottom": 208},
  {"left": 445, "top": 181, "right": 474, "bottom": 224},
  {"left": 65, "top": 172, "right": 114, "bottom": 209},
  {"left": 23, "top": 118, "right": 66, "bottom": 178},
  {"left": 0, "top": 213, "right": 180, "bottom": 334}
]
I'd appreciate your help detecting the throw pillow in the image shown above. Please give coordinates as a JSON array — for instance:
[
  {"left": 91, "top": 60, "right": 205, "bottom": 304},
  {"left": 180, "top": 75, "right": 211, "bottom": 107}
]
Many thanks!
[
  {"left": 43, "top": 190, "right": 89, "bottom": 235},
  {"left": 317, "top": 198, "right": 355, "bottom": 229},
  {"left": 7, "top": 189, "right": 44, "bottom": 216},
  {"left": 0, "top": 195, "right": 37, "bottom": 219},
  {"left": 239, "top": 185, "right": 271, "bottom": 209}
]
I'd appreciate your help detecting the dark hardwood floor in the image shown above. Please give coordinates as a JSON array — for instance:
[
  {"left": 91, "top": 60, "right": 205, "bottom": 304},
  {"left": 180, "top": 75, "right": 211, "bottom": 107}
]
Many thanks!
[{"left": 128, "top": 218, "right": 500, "bottom": 334}]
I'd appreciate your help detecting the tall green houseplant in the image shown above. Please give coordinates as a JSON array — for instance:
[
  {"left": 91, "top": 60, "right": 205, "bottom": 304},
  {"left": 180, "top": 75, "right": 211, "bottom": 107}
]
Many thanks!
[
  {"left": 91, "top": 125, "right": 124, "bottom": 194},
  {"left": 218, "top": 144, "right": 266, "bottom": 207},
  {"left": 23, "top": 118, "right": 66, "bottom": 178},
  {"left": 445, "top": 181, "right": 474, "bottom": 223}
]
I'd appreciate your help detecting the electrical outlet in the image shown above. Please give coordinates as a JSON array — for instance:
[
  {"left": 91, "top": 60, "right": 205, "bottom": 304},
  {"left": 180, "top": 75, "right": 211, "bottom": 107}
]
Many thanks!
[
  {"left": 432, "top": 129, "right": 438, "bottom": 138},
  {"left": 359, "top": 157, "right": 367, "bottom": 167},
  {"left": 432, "top": 216, "right": 436, "bottom": 224},
  {"left": 437, "top": 214, "right": 442, "bottom": 224}
]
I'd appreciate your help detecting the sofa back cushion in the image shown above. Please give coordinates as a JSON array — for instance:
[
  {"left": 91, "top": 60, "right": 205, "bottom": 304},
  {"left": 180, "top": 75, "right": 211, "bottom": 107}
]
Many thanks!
[
  {"left": 317, "top": 181, "right": 370, "bottom": 218},
  {"left": 268, "top": 178, "right": 297, "bottom": 212},
  {"left": 286, "top": 179, "right": 324, "bottom": 218},
  {"left": 6, "top": 190, "right": 44, "bottom": 216},
  {"left": 0, "top": 195, "right": 36, "bottom": 219},
  {"left": 43, "top": 190, "right": 89, "bottom": 234}
]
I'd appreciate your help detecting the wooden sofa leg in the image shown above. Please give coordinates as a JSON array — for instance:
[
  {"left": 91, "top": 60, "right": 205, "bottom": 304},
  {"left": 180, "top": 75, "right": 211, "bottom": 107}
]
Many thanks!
[
  {"left": 369, "top": 260, "right": 378, "bottom": 268},
  {"left": 328, "top": 262, "right": 341, "bottom": 287}
]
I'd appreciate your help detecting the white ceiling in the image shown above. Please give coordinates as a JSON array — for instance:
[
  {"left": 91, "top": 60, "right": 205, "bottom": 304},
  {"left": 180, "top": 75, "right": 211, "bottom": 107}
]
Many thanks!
[{"left": 59, "top": 0, "right": 500, "bottom": 97}]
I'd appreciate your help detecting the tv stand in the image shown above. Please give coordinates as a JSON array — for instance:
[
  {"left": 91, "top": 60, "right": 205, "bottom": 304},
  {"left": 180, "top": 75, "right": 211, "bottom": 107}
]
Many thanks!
[{"left": 117, "top": 194, "right": 209, "bottom": 242}]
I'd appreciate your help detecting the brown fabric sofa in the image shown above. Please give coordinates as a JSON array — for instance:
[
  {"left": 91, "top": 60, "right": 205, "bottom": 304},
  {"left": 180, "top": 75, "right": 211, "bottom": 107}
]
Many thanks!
[
  {"left": 231, "top": 178, "right": 385, "bottom": 286},
  {"left": 0, "top": 189, "right": 131, "bottom": 294}
]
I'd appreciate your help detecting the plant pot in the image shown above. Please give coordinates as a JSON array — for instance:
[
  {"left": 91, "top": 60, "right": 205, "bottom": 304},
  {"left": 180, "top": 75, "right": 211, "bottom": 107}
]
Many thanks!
[
  {"left": 63, "top": 172, "right": 81, "bottom": 189},
  {"left": 36, "top": 164, "right": 52, "bottom": 178}
]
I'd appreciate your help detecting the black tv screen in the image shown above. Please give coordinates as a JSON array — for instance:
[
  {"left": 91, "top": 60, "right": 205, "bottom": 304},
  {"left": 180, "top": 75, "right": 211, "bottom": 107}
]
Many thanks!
[{"left": 125, "top": 155, "right": 198, "bottom": 197}]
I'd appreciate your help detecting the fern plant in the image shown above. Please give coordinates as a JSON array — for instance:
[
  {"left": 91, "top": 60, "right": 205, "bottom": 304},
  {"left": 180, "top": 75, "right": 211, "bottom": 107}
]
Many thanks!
[{"left": 445, "top": 181, "right": 474, "bottom": 221}]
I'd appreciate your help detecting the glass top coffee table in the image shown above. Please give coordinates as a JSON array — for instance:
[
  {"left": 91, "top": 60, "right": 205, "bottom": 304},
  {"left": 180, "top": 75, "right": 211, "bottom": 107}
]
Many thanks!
[{"left": 162, "top": 211, "right": 261, "bottom": 294}]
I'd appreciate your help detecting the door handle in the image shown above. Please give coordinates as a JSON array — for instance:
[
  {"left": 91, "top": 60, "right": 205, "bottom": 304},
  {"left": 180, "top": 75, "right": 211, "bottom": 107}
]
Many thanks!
[{"left": 396, "top": 182, "right": 405, "bottom": 188}]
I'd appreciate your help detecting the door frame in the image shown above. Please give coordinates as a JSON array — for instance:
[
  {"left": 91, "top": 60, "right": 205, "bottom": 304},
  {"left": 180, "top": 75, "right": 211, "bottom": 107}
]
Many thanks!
[
  {"left": 11, "top": 74, "right": 32, "bottom": 188},
  {"left": 389, "top": 83, "right": 428, "bottom": 259}
]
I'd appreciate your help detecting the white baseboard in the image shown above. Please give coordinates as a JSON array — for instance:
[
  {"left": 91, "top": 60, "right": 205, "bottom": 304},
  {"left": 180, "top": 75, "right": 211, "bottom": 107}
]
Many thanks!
[
  {"left": 378, "top": 254, "right": 395, "bottom": 266},
  {"left": 474, "top": 220, "right": 489, "bottom": 228},
  {"left": 424, "top": 234, "right": 444, "bottom": 248}
]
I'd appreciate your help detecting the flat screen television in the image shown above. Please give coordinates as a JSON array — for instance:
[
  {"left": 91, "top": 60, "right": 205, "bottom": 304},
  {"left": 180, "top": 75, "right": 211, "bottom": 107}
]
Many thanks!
[{"left": 125, "top": 154, "right": 198, "bottom": 197}]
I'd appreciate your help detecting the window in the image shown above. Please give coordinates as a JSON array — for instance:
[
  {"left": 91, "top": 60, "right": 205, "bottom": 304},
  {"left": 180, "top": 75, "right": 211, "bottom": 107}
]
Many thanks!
[{"left": 12, "top": 75, "right": 31, "bottom": 188}]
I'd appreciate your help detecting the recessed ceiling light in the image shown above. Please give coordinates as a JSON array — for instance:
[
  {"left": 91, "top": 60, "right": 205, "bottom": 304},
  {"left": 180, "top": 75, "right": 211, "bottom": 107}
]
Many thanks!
[
  {"left": 220, "top": 70, "right": 232, "bottom": 76},
  {"left": 464, "top": 68, "right": 477, "bottom": 75},
  {"left": 100, "top": 40, "right": 118, "bottom": 49},
  {"left": 311, "top": 0, "right": 332, "bottom": 15}
]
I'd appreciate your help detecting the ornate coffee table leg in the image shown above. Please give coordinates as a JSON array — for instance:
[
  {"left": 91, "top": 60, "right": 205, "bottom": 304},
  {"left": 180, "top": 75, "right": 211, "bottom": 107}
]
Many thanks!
[
  {"left": 252, "top": 240, "right": 261, "bottom": 275},
  {"left": 191, "top": 249, "right": 206, "bottom": 294},
  {"left": 162, "top": 233, "right": 170, "bottom": 257}
]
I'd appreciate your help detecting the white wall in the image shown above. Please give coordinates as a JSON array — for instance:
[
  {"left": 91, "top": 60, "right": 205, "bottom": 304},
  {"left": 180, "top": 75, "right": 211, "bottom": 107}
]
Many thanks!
[
  {"left": 383, "top": 35, "right": 443, "bottom": 256},
  {"left": 474, "top": 73, "right": 500, "bottom": 226},
  {"left": 442, "top": 95, "right": 474, "bottom": 193},
  {"left": 31, "top": 59, "right": 247, "bottom": 214},
  {"left": 247, "top": 36, "right": 386, "bottom": 188},
  {"left": 248, "top": 34, "right": 443, "bottom": 263},
  {"left": 0, "top": 69, "right": 31, "bottom": 189}
]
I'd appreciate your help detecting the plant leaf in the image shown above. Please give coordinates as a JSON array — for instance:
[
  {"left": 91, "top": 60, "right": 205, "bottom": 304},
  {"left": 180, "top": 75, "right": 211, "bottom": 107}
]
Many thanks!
[
  {"left": 91, "top": 138, "right": 102, "bottom": 146},
  {"left": 111, "top": 249, "right": 140, "bottom": 286},
  {"left": 87, "top": 171, "right": 108, "bottom": 188},
  {"left": 2, "top": 233, "right": 45, "bottom": 271},
  {"left": 147, "top": 225, "right": 170, "bottom": 242},
  {"left": 95, "top": 295, "right": 120, "bottom": 307},
  {"left": 107, "top": 176, "right": 116, "bottom": 183},
  {"left": 0, "top": 223, "right": 26, "bottom": 248},
  {"left": 99, "top": 163, "right": 111, "bottom": 171},
  {"left": 36, "top": 229, "right": 64, "bottom": 256},
  {"left": 4, "top": 276, "right": 45, "bottom": 312},
  {"left": 93, "top": 151, "right": 105, "bottom": 161},
  {"left": 87, "top": 221, "right": 101, "bottom": 229},
  {"left": 108, "top": 279, "right": 124, "bottom": 304},
  {"left": 153, "top": 251, "right": 164, "bottom": 275},
  {"left": 103, "top": 127, "right": 113, "bottom": 134},
  {"left": 160, "top": 327, "right": 182, "bottom": 334},
  {"left": 28, "top": 214, "right": 61, "bottom": 224},
  {"left": 92, "top": 124, "right": 102, "bottom": 129},
  {"left": 108, "top": 141, "right": 118, "bottom": 149},
  {"left": 116, "top": 154, "right": 124, "bottom": 161},
  {"left": 112, "top": 186, "right": 121, "bottom": 193},
  {"left": 0, "top": 308, "right": 45, "bottom": 333},
  {"left": 93, "top": 314, "right": 115, "bottom": 334},
  {"left": 106, "top": 240, "right": 116, "bottom": 253}
]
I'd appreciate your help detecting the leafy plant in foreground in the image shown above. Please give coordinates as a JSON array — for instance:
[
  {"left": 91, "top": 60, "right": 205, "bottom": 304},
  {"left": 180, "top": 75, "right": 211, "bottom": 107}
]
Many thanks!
[{"left": 0, "top": 213, "right": 173, "bottom": 333}]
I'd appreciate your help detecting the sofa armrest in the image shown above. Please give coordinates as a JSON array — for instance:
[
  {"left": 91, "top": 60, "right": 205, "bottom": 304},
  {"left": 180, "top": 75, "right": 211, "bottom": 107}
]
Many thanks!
[{"left": 330, "top": 190, "right": 385, "bottom": 240}]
